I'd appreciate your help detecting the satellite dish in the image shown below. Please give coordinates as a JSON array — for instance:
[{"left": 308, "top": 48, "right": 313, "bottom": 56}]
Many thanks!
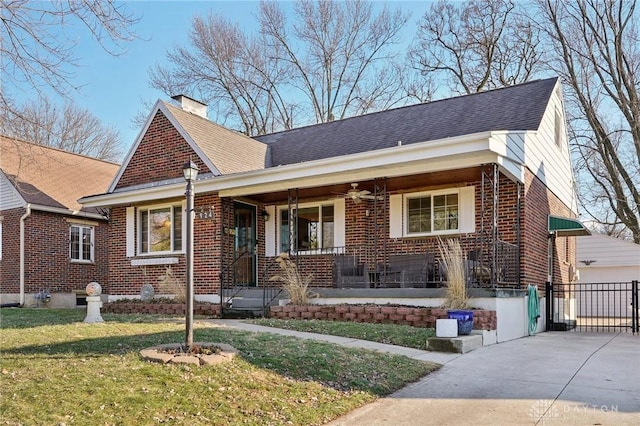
[{"left": 140, "top": 284, "right": 155, "bottom": 301}]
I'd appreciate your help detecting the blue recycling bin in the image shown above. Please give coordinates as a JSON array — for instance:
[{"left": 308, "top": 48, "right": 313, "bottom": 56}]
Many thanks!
[{"left": 447, "top": 310, "right": 474, "bottom": 335}]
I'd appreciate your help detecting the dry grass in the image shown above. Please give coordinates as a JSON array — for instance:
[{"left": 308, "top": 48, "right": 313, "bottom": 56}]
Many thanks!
[
  {"left": 0, "top": 308, "right": 439, "bottom": 425},
  {"left": 269, "top": 253, "right": 316, "bottom": 305},
  {"left": 438, "top": 237, "right": 469, "bottom": 310},
  {"left": 158, "top": 266, "right": 186, "bottom": 303}
]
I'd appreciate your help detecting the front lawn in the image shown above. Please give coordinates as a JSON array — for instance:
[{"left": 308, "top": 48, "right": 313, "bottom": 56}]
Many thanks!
[
  {"left": 252, "top": 318, "right": 436, "bottom": 350},
  {"left": 0, "top": 309, "right": 439, "bottom": 425}
]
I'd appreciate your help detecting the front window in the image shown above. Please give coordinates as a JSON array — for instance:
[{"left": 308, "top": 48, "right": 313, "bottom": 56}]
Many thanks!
[
  {"left": 139, "top": 205, "right": 183, "bottom": 254},
  {"left": 280, "top": 204, "right": 334, "bottom": 253},
  {"left": 407, "top": 191, "right": 459, "bottom": 235},
  {"left": 70, "top": 224, "right": 94, "bottom": 262}
]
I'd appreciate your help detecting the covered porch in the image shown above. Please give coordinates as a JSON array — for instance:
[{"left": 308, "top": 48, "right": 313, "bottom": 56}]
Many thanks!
[{"left": 219, "top": 163, "right": 523, "bottom": 301}]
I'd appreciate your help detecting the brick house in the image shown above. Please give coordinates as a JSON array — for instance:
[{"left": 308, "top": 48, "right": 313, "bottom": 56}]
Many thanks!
[
  {"left": 0, "top": 136, "right": 119, "bottom": 307},
  {"left": 80, "top": 78, "right": 588, "bottom": 312}
]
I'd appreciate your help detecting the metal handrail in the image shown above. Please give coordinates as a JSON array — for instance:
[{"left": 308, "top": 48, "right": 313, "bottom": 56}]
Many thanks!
[{"left": 219, "top": 250, "right": 252, "bottom": 312}]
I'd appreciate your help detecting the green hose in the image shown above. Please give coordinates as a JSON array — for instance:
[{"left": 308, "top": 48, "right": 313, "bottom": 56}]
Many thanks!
[{"left": 528, "top": 284, "right": 540, "bottom": 336}]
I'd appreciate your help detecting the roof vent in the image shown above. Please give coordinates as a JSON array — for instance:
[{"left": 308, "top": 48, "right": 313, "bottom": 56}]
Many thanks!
[{"left": 171, "top": 95, "right": 207, "bottom": 118}]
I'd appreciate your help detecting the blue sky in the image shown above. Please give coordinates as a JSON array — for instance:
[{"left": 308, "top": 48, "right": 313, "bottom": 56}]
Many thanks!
[{"left": 15, "top": 1, "right": 432, "bottom": 157}]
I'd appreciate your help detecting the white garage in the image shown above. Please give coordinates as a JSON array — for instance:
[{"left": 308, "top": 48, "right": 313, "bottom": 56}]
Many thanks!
[{"left": 576, "top": 233, "right": 639, "bottom": 283}]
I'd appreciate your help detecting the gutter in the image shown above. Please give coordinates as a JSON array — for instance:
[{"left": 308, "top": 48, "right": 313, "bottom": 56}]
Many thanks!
[
  {"left": 81, "top": 130, "right": 506, "bottom": 208},
  {"left": 29, "top": 203, "right": 105, "bottom": 221},
  {"left": 19, "top": 203, "right": 31, "bottom": 306}
]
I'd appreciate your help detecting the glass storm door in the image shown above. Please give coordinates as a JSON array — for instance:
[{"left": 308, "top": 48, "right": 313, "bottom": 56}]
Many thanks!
[{"left": 234, "top": 202, "right": 257, "bottom": 287}]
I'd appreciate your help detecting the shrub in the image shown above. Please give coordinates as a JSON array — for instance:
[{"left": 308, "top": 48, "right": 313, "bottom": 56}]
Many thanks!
[
  {"left": 157, "top": 266, "right": 186, "bottom": 303},
  {"left": 438, "top": 237, "right": 469, "bottom": 310},
  {"left": 269, "top": 253, "right": 315, "bottom": 305}
]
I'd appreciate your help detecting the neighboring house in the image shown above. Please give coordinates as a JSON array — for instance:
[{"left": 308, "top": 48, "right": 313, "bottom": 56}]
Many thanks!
[
  {"left": 576, "top": 233, "right": 640, "bottom": 283},
  {"left": 80, "top": 78, "right": 587, "bottom": 309},
  {"left": 569, "top": 233, "right": 640, "bottom": 323},
  {"left": 0, "top": 136, "right": 119, "bottom": 307}
]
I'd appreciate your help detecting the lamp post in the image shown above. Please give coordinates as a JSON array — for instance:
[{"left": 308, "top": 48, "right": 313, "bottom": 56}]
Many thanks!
[{"left": 182, "top": 160, "right": 199, "bottom": 350}]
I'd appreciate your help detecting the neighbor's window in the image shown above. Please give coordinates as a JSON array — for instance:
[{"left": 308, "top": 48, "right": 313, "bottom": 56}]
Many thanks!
[
  {"left": 139, "top": 205, "right": 183, "bottom": 254},
  {"left": 70, "top": 224, "right": 94, "bottom": 262},
  {"left": 280, "top": 204, "right": 334, "bottom": 253},
  {"left": 407, "top": 192, "right": 459, "bottom": 234}
]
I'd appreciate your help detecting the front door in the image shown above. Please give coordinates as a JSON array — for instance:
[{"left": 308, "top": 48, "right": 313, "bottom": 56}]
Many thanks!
[{"left": 234, "top": 202, "right": 257, "bottom": 287}]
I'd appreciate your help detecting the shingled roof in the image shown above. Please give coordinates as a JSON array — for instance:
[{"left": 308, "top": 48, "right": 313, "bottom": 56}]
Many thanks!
[
  {"left": 162, "top": 101, "right": 267, "bottom": 175},
  {"left": 0, "top": 136, "right": 120, "bottom": 213},
  {"left": 255, "top": 77, "right": 558, "bottom": 167}
]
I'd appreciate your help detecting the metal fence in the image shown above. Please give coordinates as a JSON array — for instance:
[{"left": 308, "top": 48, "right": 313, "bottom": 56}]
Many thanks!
[{"left": 546, "top": 281, "right": 639, "bottom": 334}]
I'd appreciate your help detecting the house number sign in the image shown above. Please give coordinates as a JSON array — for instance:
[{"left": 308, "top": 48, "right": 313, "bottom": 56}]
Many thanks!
[{"left": 196, "top": 206, "right": 215, "bottom": 220}]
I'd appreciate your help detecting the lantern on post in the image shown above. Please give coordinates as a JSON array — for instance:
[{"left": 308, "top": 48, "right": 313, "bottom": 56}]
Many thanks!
[{"left": 182, "top": 159, "right": 199, "bottom": 350}]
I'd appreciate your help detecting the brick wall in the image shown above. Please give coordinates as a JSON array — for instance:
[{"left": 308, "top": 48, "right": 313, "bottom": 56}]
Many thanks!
[
  {"left": 522, "top": 168, "right": 576, "bottom": 289},
  {"left": 108, "top": 193, "right": 222, "bottom": 296},
  {"left": 115, "top": 111, "right": 211, "bottom": 190},
  {"left": 277, "top": 169, "right": 522, "bottom": 289},
  {"left": 270, "top": 304, "right": 497, "bottom": 330},
  {"left": 0, "top": 208, "right": 109, "bottom": 294},
  {"left": 104, "top": 161, "right": 576, "bottom": 296},
  {"left": 0, "top": 208, "right": 22, "bottom": 292}
]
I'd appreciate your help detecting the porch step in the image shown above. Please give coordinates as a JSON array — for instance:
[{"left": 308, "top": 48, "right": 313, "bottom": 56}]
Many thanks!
[
  {"left": 426, "top": 334, "right": 482, "bottom": 354},
  {"left": 230, "top": 297, "right": 266, "bottom": 309},
  {"left": 223, "top": 297, "right": 274, "bottom": 318},
  {"left": 230, "top": 289, "right": 270, "bottom": 298}
]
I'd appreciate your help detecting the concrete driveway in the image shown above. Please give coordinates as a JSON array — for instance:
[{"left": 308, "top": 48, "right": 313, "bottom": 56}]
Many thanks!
[{"left": 328, "top": 332, "right": 640, "bottom": 425}]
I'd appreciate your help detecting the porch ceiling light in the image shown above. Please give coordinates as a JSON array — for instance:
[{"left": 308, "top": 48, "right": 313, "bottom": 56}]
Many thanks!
[{"left": 182, "top": 159, "right": 200, "bottom": 182}]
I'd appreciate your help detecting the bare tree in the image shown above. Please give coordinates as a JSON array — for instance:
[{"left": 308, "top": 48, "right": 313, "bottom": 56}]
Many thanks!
[
  {"left": 260, "top": 0, "right": 409, "bottom": 123},
  {"left": 150, "top": 12, "right": 294, "bottom": 135},
  {"left": 1, "top": 0, "right": 138, "bottom": 159},
  {"left": 535, "top": 0, "right": 639, "bottom": 243},
  {"left": 1, "top": 0, "right": 138, "bottom": 102},
  {"left": 150, "top": 0, "right": 408, "bottom": 135},
  {"left": 410, "top": 0, "right": 542, "bottom": 94},
  {"left": 2, "top": 96, "right": 122, "bottom": 161}
]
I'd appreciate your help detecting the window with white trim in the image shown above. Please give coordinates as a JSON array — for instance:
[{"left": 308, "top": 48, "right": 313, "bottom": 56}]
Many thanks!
[
  {"left": 279, "top": 204, "right": 334, "bottom": 253},
  {"left": 390, "top": 186, "right": 474, "bottom": 238},
  {"left": 407, "top": 192, "right": 459, "bottom": 234},
  {"left": 139, "top": 204, "right": 183, "bottom": 254},
  {"left": 70, "top": 224, "right": 94, "bottom": 262}
]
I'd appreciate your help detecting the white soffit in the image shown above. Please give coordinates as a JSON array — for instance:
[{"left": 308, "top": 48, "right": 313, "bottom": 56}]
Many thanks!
[
  {"left": 82, "top": 131, "right": 522, "bottom": 207},
  {"left": 218, "top": 132, "right": 505, "bottom": 198}
]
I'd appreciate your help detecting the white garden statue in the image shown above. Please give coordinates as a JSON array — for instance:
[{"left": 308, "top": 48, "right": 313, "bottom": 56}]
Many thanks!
[{"left": 84, "top": 282, "right": 104, "bottom": 323}]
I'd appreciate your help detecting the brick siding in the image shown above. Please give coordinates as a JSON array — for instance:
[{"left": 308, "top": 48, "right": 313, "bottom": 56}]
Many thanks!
[
  {"left": 522, "top": 168, "right": 576, "bottom": 290},
  {"left": 115, "top": 111, "right": 211, "bottom": 190},
  {"left": 0, "top": 208, "right": 109, "bottom": 294},
  {"left": 108, "top": 193, "right": 222, "bottom": 296},
  {"left": 102, "top": 113, "right": 577, "bottom": 298}
]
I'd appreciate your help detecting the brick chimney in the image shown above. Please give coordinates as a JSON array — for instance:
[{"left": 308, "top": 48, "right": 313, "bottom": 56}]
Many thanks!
[{"left": 171, "top": 95, "right": 207, "bottom": 118}]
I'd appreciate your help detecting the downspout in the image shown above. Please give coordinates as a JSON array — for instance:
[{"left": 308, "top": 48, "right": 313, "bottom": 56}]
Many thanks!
[
  {"left": 19, "top": 203, "right": 31, "bottom": 306},
  {"left": 548, "top": 231, "right": 555, "bottom": 285},
  {"left": 516, "top": 181, "right": 522, "bottom": 287},
  {"left": 547, "top": 231, "right": 556, "bottom": 328}
]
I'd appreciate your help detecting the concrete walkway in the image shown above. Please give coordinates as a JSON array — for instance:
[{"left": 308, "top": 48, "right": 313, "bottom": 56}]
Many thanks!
[{"left": 209, "top": 320, "right": 640, "bottom": 425}]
